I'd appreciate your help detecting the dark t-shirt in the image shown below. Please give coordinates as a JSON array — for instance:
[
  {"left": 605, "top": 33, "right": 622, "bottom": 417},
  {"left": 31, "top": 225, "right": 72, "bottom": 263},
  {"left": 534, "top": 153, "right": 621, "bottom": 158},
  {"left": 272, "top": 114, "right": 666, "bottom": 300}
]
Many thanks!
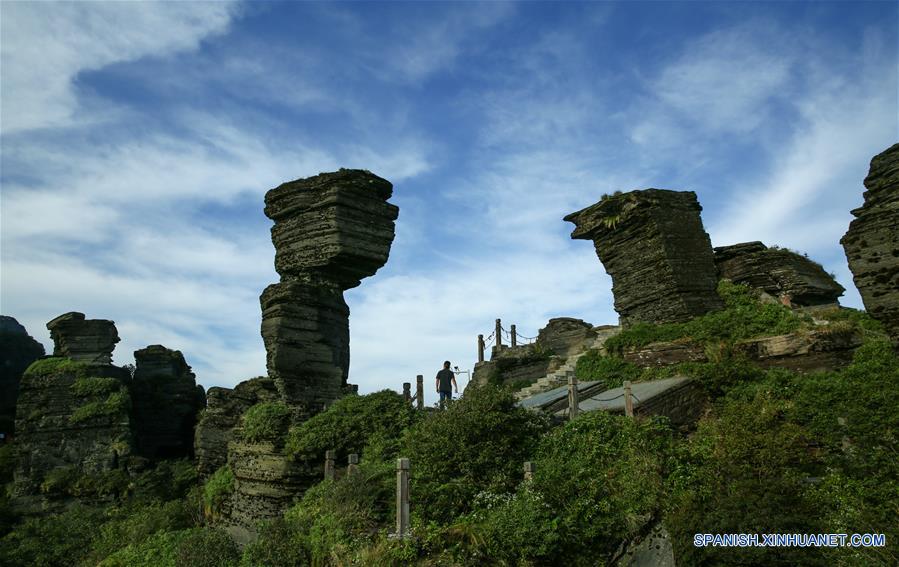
[{"left": 436, "top": 369, "right": 455, "bottom": 392}]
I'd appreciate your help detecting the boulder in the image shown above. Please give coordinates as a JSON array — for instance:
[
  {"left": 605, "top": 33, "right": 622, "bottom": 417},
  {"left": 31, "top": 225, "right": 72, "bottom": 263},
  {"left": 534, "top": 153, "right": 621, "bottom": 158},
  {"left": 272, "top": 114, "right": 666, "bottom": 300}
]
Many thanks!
[
  {"left": 536, "top": 317, "right": 596, "bottom": 358},
  {"left": 46, "top": 312, "right": 119, "bottom": 364},
  {"left": 565, "top": 189, "right": 723, "bottom": 325},
  {"left": 714, "top": 242, "right": 844, "bottom": 306},
  {"left": 841, "top": 143, "right": 899, "bottom": 349},
  {"left": 0, "top": 316, "right": 45, "bottom": 438},
  {"left": 130, "top": 345, "right": 205, "bottom": 459}
]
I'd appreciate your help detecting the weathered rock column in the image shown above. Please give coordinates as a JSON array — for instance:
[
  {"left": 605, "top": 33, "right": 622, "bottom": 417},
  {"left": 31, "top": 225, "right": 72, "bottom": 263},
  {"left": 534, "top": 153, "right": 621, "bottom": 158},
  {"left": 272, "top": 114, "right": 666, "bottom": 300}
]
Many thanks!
[
  {"left": 841, "top": 143, "right": 899, "bottom": 348},
  {"left": 564, "top": 189, "right": 723, "bottom": 325},
  {"left": 0, "top": 316, "right": 45, "bottom": 439},
  {"left": 261, "top": 169, "right": 399, "bottom": 413},
  {"left": 46, "top": 312, "right": 119, "bottom": 364}
]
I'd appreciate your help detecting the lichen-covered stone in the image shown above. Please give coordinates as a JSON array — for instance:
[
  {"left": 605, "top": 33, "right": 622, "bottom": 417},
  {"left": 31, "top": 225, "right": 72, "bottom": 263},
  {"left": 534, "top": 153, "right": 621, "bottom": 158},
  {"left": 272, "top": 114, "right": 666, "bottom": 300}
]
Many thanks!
[
  {"left": 195, "top": 377, "right": 279, "bottom": 478},
  {"left": 131, "top": 345, "right": 205, "bottom": 460},
  {"left": 0, "top": 316, "right": 45, "bottom": 437},
  {"left": 264, "top": 169, "right": 399, "bottom": 288},
  {"left": 260, "top": 282, "right": 349, "bottom": 412},
  {"left": 12, "top": 359, "right": 132, "bottom": 511},
  {"left": 536, "top": 318, "right": 596, "bottom": 358},
  {"left": 46, "top": 312, "right": 119, "bottom": 364},
  {"left": 841, "top": 143, "right": 899, "bottom": 348},
  {"left": 565, "top": 189, "right": 723, "bottom": 326},
  {"left": 714, "top": 242, "right": 844, "bottom": 306}
]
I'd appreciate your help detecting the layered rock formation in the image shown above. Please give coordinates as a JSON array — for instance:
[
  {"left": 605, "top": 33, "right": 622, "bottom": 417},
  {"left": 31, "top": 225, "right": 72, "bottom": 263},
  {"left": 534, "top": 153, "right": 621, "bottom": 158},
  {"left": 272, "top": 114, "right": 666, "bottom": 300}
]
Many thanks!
[
  {"left": 565, "top": 189, "right": 723, "bottom": 326},
  {"left": 46, "top": 312, "right": 119, "bottom": 364},
  {"left": 841, "top": 143, "right": 899, "bottom": 348},
  {"left": 0, "top": 316, "right": 45, "bottom": 438},
  {"left": 536, "top": 318, "right": 596, "bottom": 358},
  {"left": 261, "top": 169, "right": 398, "bottom": 412},
  {"left": 194, "top": 377, "right": 279, "bottom": 478},
  {"left": 714, "top": 242, "right": 844, "bottom": 306},
  {"left": 131, "top": 345, "right": 205, "bottom": 460}
]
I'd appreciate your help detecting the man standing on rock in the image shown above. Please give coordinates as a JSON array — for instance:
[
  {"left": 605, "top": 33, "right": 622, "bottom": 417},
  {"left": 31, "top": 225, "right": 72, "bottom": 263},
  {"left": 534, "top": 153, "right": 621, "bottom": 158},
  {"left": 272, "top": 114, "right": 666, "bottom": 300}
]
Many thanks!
[{"left": 435, "top": 361, "right": 458, "bottom": 409}]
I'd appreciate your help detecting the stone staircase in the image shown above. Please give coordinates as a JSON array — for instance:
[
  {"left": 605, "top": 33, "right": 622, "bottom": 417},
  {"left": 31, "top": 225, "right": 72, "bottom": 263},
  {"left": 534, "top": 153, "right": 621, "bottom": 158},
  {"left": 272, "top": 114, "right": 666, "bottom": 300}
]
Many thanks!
[{"left": 514, "top": 326, "right": 621, "bottom": 401}]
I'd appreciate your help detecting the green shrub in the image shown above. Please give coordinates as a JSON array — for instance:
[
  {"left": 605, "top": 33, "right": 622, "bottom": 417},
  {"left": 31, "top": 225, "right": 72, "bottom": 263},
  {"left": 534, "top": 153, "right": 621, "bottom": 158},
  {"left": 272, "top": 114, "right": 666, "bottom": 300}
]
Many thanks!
[
  {"left": 98, "top": 529, "right": 193, "bottom": 567},
  {"left": 176, "top": 528, "right": 239, "bottom": 567},
  {"left": 39, "top": 466, "right": 80, "bottom": 495},
  {"left": 69, "top": 391, "right": 130, "bottom": 424},
  {"left": 70, "top": 376, "right": 121, "bottom": 397},
  {"left": 814, "top": 306, "right": 884, "bottom": 334},
  {"left": 574, "top": 349, "right": 641, "bottom": 387},
  {"left": 469, "top": 485, "right": 560, "bottom": 564},
  {"left": 240, "top": 518, "right": 310, "bottom": 567},
  {"left": 0, "top": 445, "right": 15, "bottom": 485},
  {"left": 401, "top": 384, "right": 550, "bottom": 525},
  {"left": 202, "top": 465, "right": 234, "bottom": 519},
  {"left": 240, "top": 402, "right": 291, "bottom": 444},
  {"left": 0, "top": 505, "right": 105, "bottom": 566},
  {"left": 132, "top": 459, "right": 198, "bottom": 502},
  {"left": 604, "top": 281, "right": 803, "bottom": 354},
  {"left": 285, "top": 390, "right": 418, "bottom": 464},
  {"left": 23, "top": 357, "right": 89, "bottom": 378},
  {"left": 87, "top": 500, "right": 192, "bottom": 565}
]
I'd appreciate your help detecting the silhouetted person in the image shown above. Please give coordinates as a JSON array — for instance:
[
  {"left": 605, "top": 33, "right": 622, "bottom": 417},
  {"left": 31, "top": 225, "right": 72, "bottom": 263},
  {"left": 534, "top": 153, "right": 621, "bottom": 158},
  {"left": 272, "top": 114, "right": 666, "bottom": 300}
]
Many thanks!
[{"left": 435, "top": 360, "right": 458, "bottom": 409}]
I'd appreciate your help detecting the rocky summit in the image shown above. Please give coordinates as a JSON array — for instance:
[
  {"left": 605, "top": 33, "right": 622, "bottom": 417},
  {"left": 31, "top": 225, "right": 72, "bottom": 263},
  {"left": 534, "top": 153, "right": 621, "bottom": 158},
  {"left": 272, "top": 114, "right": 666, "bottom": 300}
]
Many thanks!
[
  {"left": 261, "top": 169, "right": 398, "bottom": 411},
  {"left": 714, "top": 241, "right": 844, "bottom": 306},
  {"left": 565, "top": 189, "right": 723, "bottom": 326},
  {"left": 842, "top": 142, "right": 899, "bottom": 349},
  {"left": 46, "top": 312, "right": 119, "bottom": 365}
]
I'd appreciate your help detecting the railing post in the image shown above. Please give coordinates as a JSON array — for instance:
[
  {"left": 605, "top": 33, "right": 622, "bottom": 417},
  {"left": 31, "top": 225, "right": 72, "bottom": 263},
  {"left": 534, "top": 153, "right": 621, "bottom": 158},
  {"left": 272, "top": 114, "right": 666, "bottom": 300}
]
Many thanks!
[
  {"left": 402, "top": 382, "right": 411, "bottom": 402},
  {"left": 348, "top": 453, "right": 359, "bottom": 477},
  {"left": 523, "top": 461, "right": 535, "bottom": 481},
  {"left": 396, "top": 458, "right": 410, "bottom": 538},
  {"left": 624, "top": 381, "right": 634, "bottom": 417},
  {"left": 495, "top": 318, "right": 503, "bottom": 348},
  {"left": 567, "top": 372, "right": 579, "bottom": 420},
  {"left": 324, "top": 449, "right": 336, "bottom": 481},
  {"left": 511, "top": 324, "right": 517, "bottom": 347},
  {"left": 477, "top": 334, "right": 485, "bottom": 363},
  {"left": 416, "top": 375, "right": 424, "bottom": 410}
]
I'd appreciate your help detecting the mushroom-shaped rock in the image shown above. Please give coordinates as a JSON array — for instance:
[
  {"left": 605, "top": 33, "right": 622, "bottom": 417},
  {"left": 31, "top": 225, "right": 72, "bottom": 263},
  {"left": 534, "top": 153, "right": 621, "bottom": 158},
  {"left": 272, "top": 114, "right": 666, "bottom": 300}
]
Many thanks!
[{"left": 46, "top": 312, "right": 119, "bottom": 364}]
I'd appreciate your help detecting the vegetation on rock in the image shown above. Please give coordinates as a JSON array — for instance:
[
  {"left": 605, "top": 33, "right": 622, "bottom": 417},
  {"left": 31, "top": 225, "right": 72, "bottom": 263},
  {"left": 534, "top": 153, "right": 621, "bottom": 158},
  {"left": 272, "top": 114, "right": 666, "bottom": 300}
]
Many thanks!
[{"left": 239, "top": 401, "right": 291, "bottom": 444}]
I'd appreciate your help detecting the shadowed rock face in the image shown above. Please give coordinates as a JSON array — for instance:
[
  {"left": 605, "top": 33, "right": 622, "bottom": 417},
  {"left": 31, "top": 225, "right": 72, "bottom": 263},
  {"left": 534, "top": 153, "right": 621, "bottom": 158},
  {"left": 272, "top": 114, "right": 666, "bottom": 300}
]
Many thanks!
[
  {"left": 0, "top": 316, "right": 45, "bottom": 438},
  {"left": 565, "top": 189, "right": 723, "bottom": 326},
  {"left": 131, "top": 345, "right": 205, "bottom": 460},
  {"left": 841, "top": 143, "right": 899, "bottom": 348},
  {"left": 714, "top": 242, "right": 844, "bottom": 306},
  {"left": 261, "top": 169, "right": 398, "bottom": 410},
  {"left": 46, "top": 312, "right": 119, "bottom": 364}
]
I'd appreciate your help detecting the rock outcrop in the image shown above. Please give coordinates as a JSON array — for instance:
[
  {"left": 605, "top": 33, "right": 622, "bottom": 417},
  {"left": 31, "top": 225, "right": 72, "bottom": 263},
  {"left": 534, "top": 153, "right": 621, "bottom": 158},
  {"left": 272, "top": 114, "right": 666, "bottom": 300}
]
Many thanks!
[
  {"left": 841, "top": 143, "right": 899, "bottom": 348},
  {"left": 565, "top": 189, "right": 723, "bottom": 326},
  {"left": 0, "top": 316, "right": 45, "bottom": 438},
  {"left": 261, "top": 169, "right": 398, "bottom": 413},
  {"left": 714, "top": 242, "right": 844, "bottom": 306},
  {"left": 194, "top": 377, "right": 279, "bottom": 478},
  {"left": 131, "top": 345, "right": 205, "bottom": 460},
  {"left": 536, "top": 318, "right": 596, "bottom": 358},
  {"left": 46, "top": 312, "right": 119, "bottom": 364}
]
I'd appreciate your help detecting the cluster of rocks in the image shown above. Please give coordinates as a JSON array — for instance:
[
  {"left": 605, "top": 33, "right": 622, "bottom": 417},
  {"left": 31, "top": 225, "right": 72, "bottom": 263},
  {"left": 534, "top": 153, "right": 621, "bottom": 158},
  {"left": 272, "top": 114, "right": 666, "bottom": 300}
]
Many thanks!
[
  {"left": 842, "top": 143, "right": 899, "bottom": 349},
  {"left": 713, "top": 242, "right": 844, "bottom": 306},
  {"left": 564, "top": 189, "right": 724, "bottom": 326},
  {"left": 9, "top": 312, "right": 204, "bottom": 513},
  {"left": 0, "top": 316, "right": 45, "bottom": 438}
]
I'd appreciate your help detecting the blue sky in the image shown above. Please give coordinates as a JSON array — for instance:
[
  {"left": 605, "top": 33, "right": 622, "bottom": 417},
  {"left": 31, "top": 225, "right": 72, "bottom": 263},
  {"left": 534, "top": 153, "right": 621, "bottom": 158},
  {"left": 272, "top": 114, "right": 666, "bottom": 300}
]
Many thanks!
[{"left": 2, "top": 1, "right": 896, "bottom": 405}]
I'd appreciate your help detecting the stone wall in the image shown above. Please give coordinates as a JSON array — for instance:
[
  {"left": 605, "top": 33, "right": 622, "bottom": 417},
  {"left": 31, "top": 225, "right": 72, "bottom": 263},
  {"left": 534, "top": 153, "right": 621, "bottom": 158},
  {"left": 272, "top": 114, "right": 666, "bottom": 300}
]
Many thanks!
[
  {"left": 565, "top": 189, "right": 723, "bottom": 326},
  {"left": 841, "top": 143, "right": 899, "bottom": 349}
]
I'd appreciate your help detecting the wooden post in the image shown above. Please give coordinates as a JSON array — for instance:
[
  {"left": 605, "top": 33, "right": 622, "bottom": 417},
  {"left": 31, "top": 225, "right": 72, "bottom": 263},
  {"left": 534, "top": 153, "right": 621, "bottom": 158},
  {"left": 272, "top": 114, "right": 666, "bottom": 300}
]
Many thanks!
[
  {"left": 415, "top": 375, "right": 424, "bottom": 410},
  {"left": 348, "top": 453, "right": 359, "bottom": 477},
  {"left": 624, "top": 381, "right": 634, "bottom": 417},
  {"left": 477, "top": 334, "right": 485, "bottom": 363},
  {"left": 511, "top": 324, "right": 517, "bottom": 347},
  {"left": 396, "top": 458, "right": 410, "bottom": 538},
  {"left": 402, "top": 382, "right": 411, "bottom": 402},
  {"left": 523, "top": 461, "right": 535, "bottom": 481},
  {"left": 495, "top": 318, "right": 503, "bottom": 348},
  {"left": 567, "top": 372, "right": 579, "bottom": 420},
  {"left": 324, "top": 449, "right": 336, "bottom": 480}
]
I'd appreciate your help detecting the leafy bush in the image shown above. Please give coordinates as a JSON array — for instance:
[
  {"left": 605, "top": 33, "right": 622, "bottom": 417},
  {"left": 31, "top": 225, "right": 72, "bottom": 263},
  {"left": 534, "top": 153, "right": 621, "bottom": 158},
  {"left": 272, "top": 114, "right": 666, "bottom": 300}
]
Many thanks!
[
  {"left": 70, "top": 376, "right": 122, "bottom": 397},
  {"left": 0, "top": 505, "right": 105, "bottom": 566},
  {"left": 23, "top": 357, "right": 89, "bottom": 378},
  {"left": 575, "top": 349, "right": 641, "bottom": 387},
  {"left": 814, "top": 306, "right": 884, "bottom": 334},
  {"left": 98, "top": 528, "right": 194, "bottom": 567},
  {"left": 401, "top": 384, "right": 550, "bottom": 524},
  {"left": 87, "top": 500, "right": 192, "bottom": 565},
  {"left": 202, "top": 465, "right": 234, "bottom": 520},
  {"left": 39, "top": 466, "right": 80, "bottom": 495},
  {"left": 285, "top": 390, "right": 418, "bottom": 464},
  {"left": 132, "top": 459, "right": 198, "bottom": 502},
  {"left": 240, "top": 402, "right": 291, "bottom": 444},
  {"left": 69, "top": 391, "right": 130, "bottom": 424},
  {"left": 0, "top": 444, "right": 15, "bottom": 485},
  {"left": 176, "top": 528, "right": 239, "bottom": 567},
  {"left": 604, "top": 281, "right": 802, "bottom": 354}
]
